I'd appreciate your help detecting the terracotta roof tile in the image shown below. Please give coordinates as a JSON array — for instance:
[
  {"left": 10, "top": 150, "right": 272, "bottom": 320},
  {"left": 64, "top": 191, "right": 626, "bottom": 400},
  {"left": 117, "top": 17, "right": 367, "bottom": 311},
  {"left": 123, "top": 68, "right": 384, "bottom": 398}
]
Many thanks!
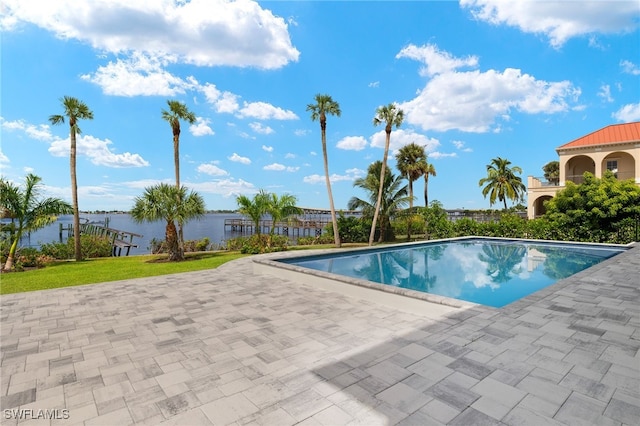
[{"left": 558, "top": 122, "right": 640, "bottom": 149}]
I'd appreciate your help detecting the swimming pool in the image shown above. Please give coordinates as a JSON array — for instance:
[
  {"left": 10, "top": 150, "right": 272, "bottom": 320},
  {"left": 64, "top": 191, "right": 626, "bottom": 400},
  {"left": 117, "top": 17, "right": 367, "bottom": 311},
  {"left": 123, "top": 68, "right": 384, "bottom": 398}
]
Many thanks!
[{"left": 271, "top": 238, "right": 628, "bottom": 308}]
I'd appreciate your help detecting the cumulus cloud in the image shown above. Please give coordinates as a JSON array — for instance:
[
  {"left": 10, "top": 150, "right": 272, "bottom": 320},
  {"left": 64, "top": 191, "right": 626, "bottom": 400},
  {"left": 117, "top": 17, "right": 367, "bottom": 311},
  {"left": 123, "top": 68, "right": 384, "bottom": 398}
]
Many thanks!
[
  {"left": 237, "top": 102, "right": 298, "bottom": 120},
  {"left": 284, "top": 153, "right": 296, "bottom": 159},
  {"left": 368, "top": 81, "right": 380, "bottom": 88},
  {"left": 197, "top": 163, "right": 229, "bottom": 176},
  {"left": 249, "top": 122, "right": 274, "bottom": 134},
  {"left": 612, "top": 103, "right": 640, "bottom": 122},
  {"left": 597, "top": 85, "right": 613, "bottom": 103},
  {"left": 452, "top": 140, "right": 473, "bottom": 153},
  {"left": 0, "top": 150, "right": 9, "bottom": 164},
  {"left": 81, "top": 53, "right": 193, "bottom": 96},
  {"left": 201, "top": 83, "right": 240, "bottom": 113},
  {"left": 336, "top": 136, "right": 368, "bottom": 151},
  {"left": 397, "top": 44, "right": 581, "bottom": 133},
  {"left": 188, "top": 178, "right": 256, "bottom": 197},
  {"left": 396, "top": 44, "right": 478, "bottom": 77},
  {"left": 262, "top": 145, "right": 274, "bottom": 152},
  {"left": 263, "top": 163, "right": 298, "bottom": 172},
  {"left": 303, "top": 168, "right": 365, "bottom": 184},
  {"left": 49, "top": 135, "right": 149, "bottom": 168},
  {"left": 294, "top": 129, "right": 310, "bottom": 136},
  {"left": 621, "top": 60, "right": 640, "bottom": 75},
  {"left": 1, "top": 117, "right": 53, "bottom": 140},
  {"left": 460, "top": 0, "right": 640, "bottom": 48},
  {"left": 370, "top": 129, "right": 441, "bottom": 154},
  {"left": 189, "top": 117, "right": 215, "bottom": 136},
  {"left": 228, "top": 153, "right": 251, "bottom": 165},
  {"left": 2, "top": 0, "right": 299, "bottom": 68}
]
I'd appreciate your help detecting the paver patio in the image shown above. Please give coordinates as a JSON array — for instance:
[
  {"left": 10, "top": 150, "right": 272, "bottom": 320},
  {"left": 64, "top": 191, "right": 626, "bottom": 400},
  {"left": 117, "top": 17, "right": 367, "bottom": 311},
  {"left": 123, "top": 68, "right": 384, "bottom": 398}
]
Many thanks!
[{"left": 1, "top": 243, "right": 638, "bottom": 425}]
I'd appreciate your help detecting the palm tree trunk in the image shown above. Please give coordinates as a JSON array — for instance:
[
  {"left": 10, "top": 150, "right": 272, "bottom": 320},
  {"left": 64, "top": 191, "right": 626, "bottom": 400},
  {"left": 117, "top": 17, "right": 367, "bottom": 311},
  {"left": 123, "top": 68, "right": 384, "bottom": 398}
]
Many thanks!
[
  {"left": 166, "top": 220, "right": 182, "bottom": 261},
  {"left": 369, "top": 131, "right": 390, "bottom": 245},
  {"left": 407, "top": 179, "right": 413, "bottom": 241},
  {"left": 424, "top": 175, "right": 429, "bottom": 207},
  {"left": 70, "top": 129, "right": 82, "bottom": 261},
  {"left": 322, "top": 127, "right": 341, "bottom": 247},
  {"left": 3, "top": 233, "right": 20, "bottom": 271},
  {"left": 173, "top": 134, "right": 186, "bottom": 255}
]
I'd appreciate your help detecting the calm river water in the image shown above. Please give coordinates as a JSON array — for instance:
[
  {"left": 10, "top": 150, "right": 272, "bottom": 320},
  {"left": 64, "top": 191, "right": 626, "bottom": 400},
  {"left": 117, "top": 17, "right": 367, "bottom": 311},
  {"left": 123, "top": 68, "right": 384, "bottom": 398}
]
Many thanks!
[{"left": 11, "top": 213, "right": 246, "bottom": 256}]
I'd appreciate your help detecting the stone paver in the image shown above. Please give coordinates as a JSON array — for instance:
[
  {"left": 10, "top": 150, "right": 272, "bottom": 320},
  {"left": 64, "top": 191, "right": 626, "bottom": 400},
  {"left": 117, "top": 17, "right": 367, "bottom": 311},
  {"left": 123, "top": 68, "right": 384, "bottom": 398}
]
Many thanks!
[{"left": 1, "top": 243, "right": 638, "bottom": 425}]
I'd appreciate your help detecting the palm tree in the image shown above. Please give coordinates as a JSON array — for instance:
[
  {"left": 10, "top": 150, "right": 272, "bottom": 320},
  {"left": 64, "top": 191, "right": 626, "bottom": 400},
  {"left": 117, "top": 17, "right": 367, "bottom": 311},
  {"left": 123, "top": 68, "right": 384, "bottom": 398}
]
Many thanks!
[
  {"left": 349, "top": 161, "right": 410, "bottom": 242},
  {"left": 236, "top": 190, "right": 270, "bottom": 236},
  {"left": 161, "top": 100, "right": 196, "bottom": 253},
  {"left": 130, "top": 183, "right": 205, "bottom": 261},
  {"left": 265, "top": 193, "right": 303, "bottom": 238},
  {"left": 49, "top": 96, "right": 94, "bottom": 261},
  {"left": 1, "top": 174, "right": 73, "bottom": 271},
  {"left": 307, "top": 94, "right": 342, "bottom": 247},
  {"left": 423, "top": 161, "right": 437, "bottom": 206},
  {"left": 370, "top": 103, "right": 404, "bottom": 245},
  {"left": 396, "top": 143, "right": 427, "bottom": 240},
  {"left": 542, "top": 161, "right": 560, "bottom": 185},
  {"left": 478, "top": 157, "right": 526, "bottom": 210}
]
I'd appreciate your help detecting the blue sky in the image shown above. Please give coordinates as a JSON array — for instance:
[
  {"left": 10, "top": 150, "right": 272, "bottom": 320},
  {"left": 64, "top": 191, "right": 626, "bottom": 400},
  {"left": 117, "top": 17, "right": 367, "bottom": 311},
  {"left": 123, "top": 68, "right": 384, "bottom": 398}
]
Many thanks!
[{"left": 2, "top": 0, "right": 639, "bottom": 212}]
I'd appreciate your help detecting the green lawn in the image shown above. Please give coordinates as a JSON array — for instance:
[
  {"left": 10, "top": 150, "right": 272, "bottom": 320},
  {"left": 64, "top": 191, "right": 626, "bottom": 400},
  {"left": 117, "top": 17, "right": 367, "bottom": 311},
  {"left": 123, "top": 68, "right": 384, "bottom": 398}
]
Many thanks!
[{"left": 0, "top": 251, "right": 247, "bottom": 295}]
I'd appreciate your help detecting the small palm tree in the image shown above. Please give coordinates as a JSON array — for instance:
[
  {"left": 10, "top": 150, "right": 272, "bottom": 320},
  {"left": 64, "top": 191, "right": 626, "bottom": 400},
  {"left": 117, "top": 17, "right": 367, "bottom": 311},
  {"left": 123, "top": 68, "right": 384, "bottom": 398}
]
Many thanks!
[
  {"left": 265, "top": 193, "right": 303, "bottom": 238},
  {"left": 236, "top": 190, "right": 270, "bottom": 236},
  {"left": 130, "top": 183, "right": 205, "bottom": 261},
  {"left": 307, "top": 94, "right": 342, "bottom": 247},
  {"left": 349, "top": 161, "right": 410, "bottom": 242},
  {"left": 49, "top": 96, "right": 94, "bottom": 261},
  {"left": 396, "top": 143, "right": 427, "bottom": 240},
  {"left": 370, "top": 103, "right": 404, "bottom": 245},
  {"left": 1, "top": 174, "right": 73, "bottom": 271},
  {"left": 478, "top": 157, "right": 526, "bottom": 210}
]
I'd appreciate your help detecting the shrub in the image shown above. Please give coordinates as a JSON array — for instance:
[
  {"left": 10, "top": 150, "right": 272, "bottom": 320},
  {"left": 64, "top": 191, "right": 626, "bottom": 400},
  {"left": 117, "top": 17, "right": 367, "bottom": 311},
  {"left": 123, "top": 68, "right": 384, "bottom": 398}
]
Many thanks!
[
  {"left": 297, "top": 235, "right": 335, "bottom": 246},
  {"left": 40, "top": 235, "right": 112, "bottom": 259},
  {"left": 151, "top": 237, "right": 213, "bottom": 254},
  {"left": 225, "top": 234, "right": 289, "bottom": 254},
  {"left": 325, "top": 215, "right": 370, "bottom": 243}
]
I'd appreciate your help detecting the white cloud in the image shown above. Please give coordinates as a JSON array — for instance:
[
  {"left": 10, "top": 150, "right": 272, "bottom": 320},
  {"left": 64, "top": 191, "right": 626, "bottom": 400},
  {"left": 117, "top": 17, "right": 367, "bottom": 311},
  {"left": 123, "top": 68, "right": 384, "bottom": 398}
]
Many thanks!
[
  {"left": 197, "top": 163, "right": 229, "bottom": 176},
  {"left": 461, "top": 0, "right": 640, "bottom": 48},
  {"left": 336, "top": 136, "right": 368, "bottom": 151},
  {"left": 396, "top": 44, "right": 478, "bottom": 76},
  {"left": 3, "top": 0, "right": 299, "bottom": 69},
  {"left": 23, "top": 166, "right": 34, "bottom": 173},
  {"left": 294, "top": 129, "right": 309, "bottom": 136},
  {"left": 1, "top": 117, "right": 53, "bottom": 140},
  {"left": 81, "top": 53, "right": 193, "bottom": 96},
  {"left": 398, "top": 44, "right": 581, "bottom": 133},
  {"left": 612, "top": 103, "right": 640, "bottom": 122},
  {"left": 452, "top": 140, "right": 473, "bottom": 153},
  {"left": 249, "top": 122, "right": 274, "bottom": 134},
  {"left": 597, "top": 85, "right": 613, "bottom": 103},
  {"left": 263, "top": 163, "right": 298, "bottom": 172},
  {"left": 0, "top": 150, "right": 9, "bottom": 164},
  {"left": 262, "top": 145, "right": 274, "bottom": 152},
  {"left": 201, "top": 83, "right": 240, "bottom": 113},
  {"left": 303, "top": 168, "right": 365, "bottom": 184},
  {"left": 370, "top": 129, "right": 441, "bottom": 154},
  {"left": 228, "top": 153, "right": 251, "bottom": 165},
  {"left": 237, "top": 102, "right": 298, "bottom": 120},
  {"left": 368, "top": 81, "right": 380, "bottom": 88},
  {"left": 48, "top": 134, "right": 149, "bottom": 168},
  {"left": 284, "top": 153, "right": 296, "bottom": 159},
  {"left": 188, "top": 179, "right": 256, "bottom": 197},
  {"left": 621, "top": 60, "right": 640, "bottom": 75},
  {"left": 429, "top": 152, "right": 458, "bottom": 159},
  {"left": 189, "top": 117, "right": 214, "bottom": 136}
]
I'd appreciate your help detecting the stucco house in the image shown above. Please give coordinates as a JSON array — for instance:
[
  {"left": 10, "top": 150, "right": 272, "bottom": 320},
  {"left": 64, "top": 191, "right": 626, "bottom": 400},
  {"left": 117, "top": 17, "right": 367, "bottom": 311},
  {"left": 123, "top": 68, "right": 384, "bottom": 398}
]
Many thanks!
[{"left": 527, "top": 122, "right": 640, "bottom": 219}]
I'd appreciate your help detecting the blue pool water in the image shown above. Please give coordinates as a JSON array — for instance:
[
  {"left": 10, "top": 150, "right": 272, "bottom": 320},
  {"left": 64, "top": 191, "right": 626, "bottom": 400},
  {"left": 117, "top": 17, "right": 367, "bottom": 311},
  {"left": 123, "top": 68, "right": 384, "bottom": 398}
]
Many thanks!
[{"left": 279, "top": 238, "right": 627, "bottom": 308}]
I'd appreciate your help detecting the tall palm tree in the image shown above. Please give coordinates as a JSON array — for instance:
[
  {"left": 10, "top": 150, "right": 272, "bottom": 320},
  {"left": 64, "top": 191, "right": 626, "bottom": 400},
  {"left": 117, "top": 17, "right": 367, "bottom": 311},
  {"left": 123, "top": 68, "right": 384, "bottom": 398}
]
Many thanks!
[
  {"left": 1, "top": 174, "right": 73, "bottom": 271},
  {"left": 478, "top": 157, "right": 526, "bottom": 210},
  {"left": 349, "top": 161, "right": 410, "bottom": 242},
  {"left": 423, "top": 161, "right": 437, "bottom": 206},
  {"left": 236, "top": 190, "right": 270, "bottom": 236},
  {"left": 370, "top": 103, "right": 404, "bottom": 245},
  {"left": 161, "top": 100, "right": 196, "bottom": 252},
  {"left": 49, "top": 96, "right": 94, "bottom": 261},
  {"left": 265, "top": 193, "right": 303, "bottom": 238},
  {"left": 307, "top": 94, "right": 342, "bottom": 247},
  {"left": 131, "top": 183, "right": 205, "bottom": 261},
  {"left": 396, "top": 143, "right": 427, "bottom": 240}
]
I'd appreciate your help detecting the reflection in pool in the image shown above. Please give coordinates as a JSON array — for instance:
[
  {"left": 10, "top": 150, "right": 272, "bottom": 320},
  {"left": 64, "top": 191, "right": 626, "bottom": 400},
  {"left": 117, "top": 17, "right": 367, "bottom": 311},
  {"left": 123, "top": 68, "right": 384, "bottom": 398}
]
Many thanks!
[{"left": 279, "top": 239, "right": 626, "bottom": 308}]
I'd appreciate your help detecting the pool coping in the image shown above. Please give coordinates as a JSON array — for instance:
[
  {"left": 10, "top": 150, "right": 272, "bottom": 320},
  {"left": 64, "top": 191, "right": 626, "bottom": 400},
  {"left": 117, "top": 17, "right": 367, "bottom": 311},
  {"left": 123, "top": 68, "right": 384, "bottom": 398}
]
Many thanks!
[{"left": 253, "top": 236, "right": 634, "bottom": 312}]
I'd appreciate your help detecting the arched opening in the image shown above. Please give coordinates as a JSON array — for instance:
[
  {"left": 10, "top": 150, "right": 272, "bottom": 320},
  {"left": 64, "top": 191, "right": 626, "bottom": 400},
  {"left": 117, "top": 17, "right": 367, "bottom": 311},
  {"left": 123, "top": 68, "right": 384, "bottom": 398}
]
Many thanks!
[
  {"left": 565, "top": 155, "right": 595, "bottom": 184},
  {"left": 602, "top": 152, "right": 636, "bottom": 181},
  {"left": 533, "top": 195, "right": 553, "bottom": 218}
]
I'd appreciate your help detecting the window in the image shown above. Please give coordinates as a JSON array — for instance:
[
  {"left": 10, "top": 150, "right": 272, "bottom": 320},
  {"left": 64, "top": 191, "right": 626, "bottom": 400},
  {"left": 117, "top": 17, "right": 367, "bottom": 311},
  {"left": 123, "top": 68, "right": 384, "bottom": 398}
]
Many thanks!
[{"left": 606, "top": 160, "right": 618, "bottom": 177}]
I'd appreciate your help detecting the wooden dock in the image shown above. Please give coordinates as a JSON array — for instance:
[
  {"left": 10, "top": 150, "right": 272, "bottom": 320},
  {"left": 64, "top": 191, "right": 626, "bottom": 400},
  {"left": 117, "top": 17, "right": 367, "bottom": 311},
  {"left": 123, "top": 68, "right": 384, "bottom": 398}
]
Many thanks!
[
  {"left": 224, "top": 218, "right": 330, "bottom": 237},
  {"left": 61, "top": 223, "right": 142, "bottom": 256}
]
